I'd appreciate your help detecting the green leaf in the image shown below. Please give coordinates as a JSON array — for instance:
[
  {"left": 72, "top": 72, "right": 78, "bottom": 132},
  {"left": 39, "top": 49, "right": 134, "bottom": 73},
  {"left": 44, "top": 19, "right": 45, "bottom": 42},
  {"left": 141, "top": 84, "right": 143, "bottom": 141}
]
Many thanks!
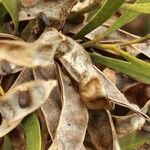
[
  {"left": 0, "top": 4, "right": 7, "bottom": 27},
  {"left": 117, "top": 48, "right": 150, "bottom": 73},
  {"left": 74, "top": 0, "right": 125, "bottom": 39},
  {"left": 0, "top": 0, "right": 18, "bottom": 32},
  {"left": 0, "top": 4, "right": 7, "bottom": 17},
  {"left": 122, "top": 3, "right": 150, "bottom": 14},
  {"left": 90, "top": 52, "right": 150, "bottom": 84},
  {"left": 119, "top": 130, "right": 150, "bottom": 150},
  {"left": 98, "top": 0, "right": 150, "bottom": 39},
  {"left": 23, "top": 114, "right": 41, "bottom": 150},
  {"left": 0, "top": 25, "right": 8, "bottom": 33},
  {"left": 2, "top": 136, "right": 13, "bottom": 150}
]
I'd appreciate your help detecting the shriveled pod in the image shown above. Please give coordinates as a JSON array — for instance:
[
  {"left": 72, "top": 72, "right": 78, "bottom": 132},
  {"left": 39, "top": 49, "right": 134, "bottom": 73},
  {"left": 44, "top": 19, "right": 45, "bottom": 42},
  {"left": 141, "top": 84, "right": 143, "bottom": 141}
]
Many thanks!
[
  {"left": 19, "top": 0, "right": 78, "bottom": 29},
  {"left": 0, "top": 80, "right": 57, "bottom": 137},
  {"left": 38, "top": 30, "right": 109, "bottom": 110},
  {"left": 98, "top": 68, "right": 149, "bottom": 123},
  {"left": 33, "top": 64, "right": 62, "bottom": 139},
  {"left": 36, "top": 29, "right": 150, "bottom": 121},
  {"left": 84, "top": 110, "right": 120, "bottom": 150},
  {"left": 0, "top": 33, "right": 23, "bottom": 75},
  {"left": 0, "top": 30, "right": 64, "bottom": 67},
  {"left": 10, "top": 68, "right": 34, "bottom": 89},
  {"left": 57, "top": 36, "right": 149, "bottom": 119},
  {"left": 112, "top": 101, "right": 150, "bottom": 137},
  {"left": 56, "top": 36, "right": 107, "bottom": 102},
  {"left": 49, "top": 65, "right": 88, "bottom": 150},
  {"left": 0, "top": 60, "right": 22, "bottom": 76}
]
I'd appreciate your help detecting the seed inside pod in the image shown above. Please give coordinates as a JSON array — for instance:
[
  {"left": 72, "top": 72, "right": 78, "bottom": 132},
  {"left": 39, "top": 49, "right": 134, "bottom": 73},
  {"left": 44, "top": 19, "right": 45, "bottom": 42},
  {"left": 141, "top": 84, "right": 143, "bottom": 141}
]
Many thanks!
[
  {"left": 1, "top": 60, "right": 12, "bottom": 74},
  {"left": 0, "top": 113, "right": 2, "bottom": 125},
  {"left": 18, "top": 90, "right": 31, "bottom": 108},
  {"left": 39, "top": 67, "right": 51, "bottom": 80}
]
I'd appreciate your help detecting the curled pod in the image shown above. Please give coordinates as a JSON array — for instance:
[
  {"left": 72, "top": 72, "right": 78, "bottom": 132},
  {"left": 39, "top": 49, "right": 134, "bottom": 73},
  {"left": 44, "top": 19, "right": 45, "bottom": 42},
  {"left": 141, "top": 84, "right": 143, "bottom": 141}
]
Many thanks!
[{"left": 0, "top": 79, "right": 57, "bottom": 137}]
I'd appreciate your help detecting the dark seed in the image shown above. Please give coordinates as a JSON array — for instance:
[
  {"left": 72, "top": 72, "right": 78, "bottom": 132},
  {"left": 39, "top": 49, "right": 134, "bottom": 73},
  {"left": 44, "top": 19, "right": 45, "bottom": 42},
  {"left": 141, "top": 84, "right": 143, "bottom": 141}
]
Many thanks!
[
  {"left": 0, "top": 112, "right": 2, "bottom": 125},
  {"left": 67, "top": 12, "right": 85, "bottom": 25},
  {"left": 39, "top": 67, "right": 50, "bottom": 80},
  {"left": 1, "top": 60, "right": 12, "bottom": 74},
  {"left": 40, "top": 13, "right": 50, "bottom": 27},
  {"left": 18, "top": 90, "right": 31, "bottom": 108}
]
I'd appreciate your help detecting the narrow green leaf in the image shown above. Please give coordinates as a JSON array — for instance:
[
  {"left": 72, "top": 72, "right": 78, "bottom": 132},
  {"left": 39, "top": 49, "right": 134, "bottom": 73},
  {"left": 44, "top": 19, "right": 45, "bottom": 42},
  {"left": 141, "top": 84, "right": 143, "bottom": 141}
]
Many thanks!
[
  {"left": 98, "top": 0, "right": 150, "bottom": 39},
  {"left": 23, "top": 114, "right": 41, "bottom": 150},
  {"left": 0, "top": 4, "right": 7, "bottom": 17},
  {"left": 74, "top": 0, "right": 125, "bottom": 39},
  {"left": 90, "top": 52, "right": 150, "bottom": 84},
  {"left": 117, "top": 48, "right": 150, "bottom": 74},
  {"left": 119, "top": 130, "right": 150, "bottom": 150},
  {"left": 0, "top": 4, "right": 7, "bottom": 27},
  {"left": 0, "top": 0, "right": 18, "bottom": 32},
  {"left": 2, "top": 136, "right": 13, "bottom": 150},
  {"left": 0, "top": 25, "right": 8, "bottom": 33},
  {"left": 122, "top": 3, "right": 150, "bottom": 14}
]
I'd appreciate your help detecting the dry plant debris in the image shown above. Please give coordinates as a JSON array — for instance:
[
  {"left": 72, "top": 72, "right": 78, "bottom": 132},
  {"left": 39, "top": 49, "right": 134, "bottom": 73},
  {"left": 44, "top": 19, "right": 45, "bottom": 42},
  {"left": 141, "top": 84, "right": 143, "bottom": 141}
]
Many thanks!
[{"left": 0, "top": 0, "right": 150, "bottom": 149}]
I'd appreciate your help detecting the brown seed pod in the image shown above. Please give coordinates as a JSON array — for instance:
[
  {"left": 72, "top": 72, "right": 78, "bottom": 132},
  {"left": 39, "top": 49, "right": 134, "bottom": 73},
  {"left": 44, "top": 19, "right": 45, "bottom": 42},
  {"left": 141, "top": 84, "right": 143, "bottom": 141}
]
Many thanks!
[
  {"left": 0, "top": 80, "right": 57, "bottom": 137},
  {"left": 20, "top": 0, "right": 39, "bottom": 7}
]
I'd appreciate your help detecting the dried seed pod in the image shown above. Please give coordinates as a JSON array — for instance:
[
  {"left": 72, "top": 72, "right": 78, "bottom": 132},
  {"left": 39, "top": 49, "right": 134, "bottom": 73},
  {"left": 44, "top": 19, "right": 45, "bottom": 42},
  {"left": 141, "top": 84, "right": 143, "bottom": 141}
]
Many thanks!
[
  {"left": 19, "top": 0, "right": 78, "bottom": 29},
  {"left": 10, "top": 68, "right": 34, "bottom": 89},
  {"left": 0, "top": 60, "right": 22, "bottom": 76},
  {"left": 84, "top": 110, "right": 120, "bottom": 150},
  {"left": 0, "top": 34, "right": 23, "bottom": 76},
  {"left": 33, "top": 64, "right": 61, "bottom": 139},
  {"left": 95, "top": 66, "right": 150, "bottom": 121},
  {"left": 0, "top": 80, "right": 57, "bottom": 137},
  {"left": 57, "top": 36, "right": 107, "bottom": 102},
  {"left": 20, "top": 0, "right": 39, "bottom": 7},
  {"left": 112, "top": 101, "right": 150, "bottom": 137},
  {"left": 49, "top": 66, "right": 88, "bottom": 150},
  {"left": 0, "top": 32, "right": 63, "bottom": 67},
  {"left": 37, "top": 29, "right": 150, "bottom": 121}
]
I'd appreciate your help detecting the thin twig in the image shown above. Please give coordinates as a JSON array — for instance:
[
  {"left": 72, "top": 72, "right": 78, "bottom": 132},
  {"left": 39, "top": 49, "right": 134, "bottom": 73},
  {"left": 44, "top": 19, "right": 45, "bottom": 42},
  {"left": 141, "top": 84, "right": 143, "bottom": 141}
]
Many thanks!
[
  {"left": 82, "top": 34, "right": 150, "bottom": 48},
  {"left": 119, "top": 34, "right": 150, "bottom": 47},
  {"left": 91, "top": 43, "right": 150, "bottom": 69}
]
